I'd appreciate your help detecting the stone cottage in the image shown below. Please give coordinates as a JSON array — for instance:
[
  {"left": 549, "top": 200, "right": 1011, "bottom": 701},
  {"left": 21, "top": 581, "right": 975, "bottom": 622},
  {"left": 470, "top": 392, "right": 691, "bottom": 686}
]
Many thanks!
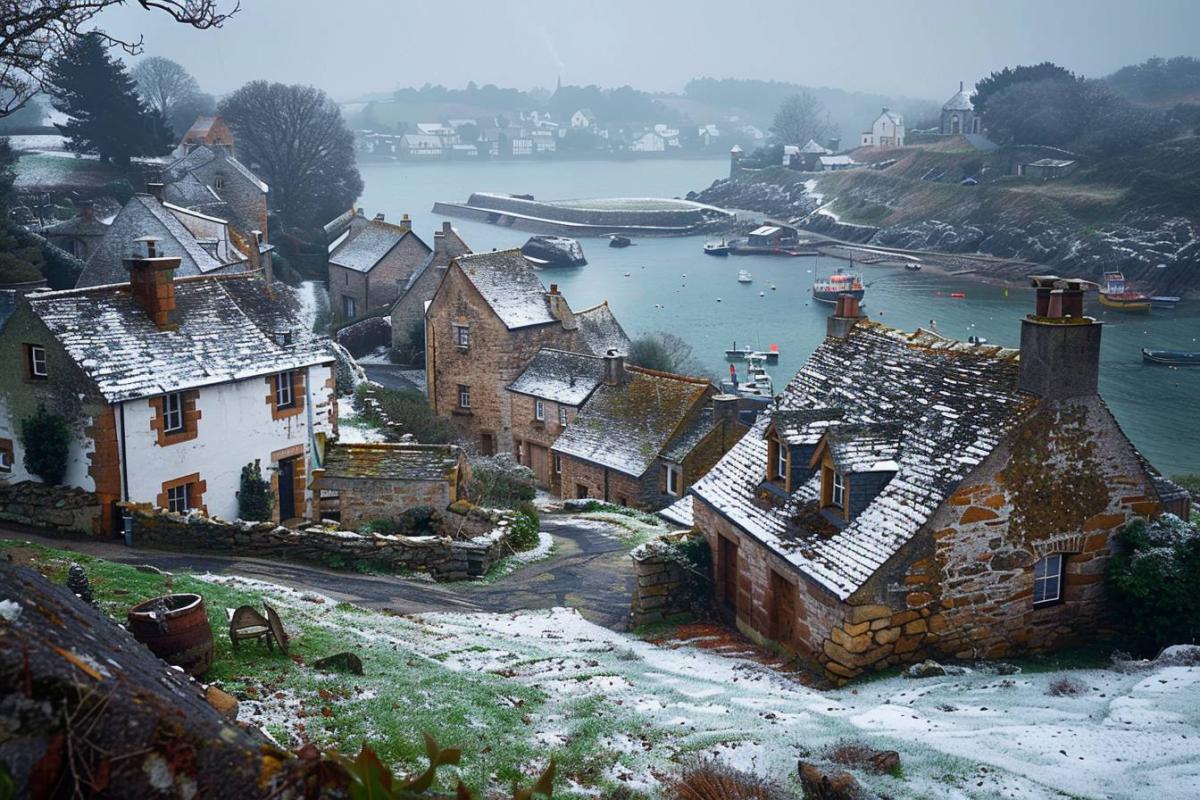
[
  {"left": 424, "top": 248, "right": 629, "bottom": 456},
  {"left": 327, "top": 213, "right": 431, "bottom": 320},
  {"left": 39, "top": 202, "right": 109, "bottom": 261},
  {"left": 163, "top": 142, "right": 271, "bottom": 254},
  {"left": 940, "top": 82, "right": 981, "bottom": 136},
  {"left": 506, "top": 348, "right": 607, "bottom": 492},
  {"left": 552, "top": 354, "right": 747, "bottom": 510},
  {"left": 0, "top": 239, "right": 337, "bottom": 536},
  {"left": 389, "top": 221, "right": 472, "bottom": 347},
  {"left": 669, "top": 288, "right": 1190, "bottom": 683},
  {"left": 860, "top": 108, "right": 905, "bottom": 148},
  {"left": 178, "top": 115, "right": 237, "bottom": 153},
  {"left": 313, "top": 442, "right": 469, "bottom": 528}
]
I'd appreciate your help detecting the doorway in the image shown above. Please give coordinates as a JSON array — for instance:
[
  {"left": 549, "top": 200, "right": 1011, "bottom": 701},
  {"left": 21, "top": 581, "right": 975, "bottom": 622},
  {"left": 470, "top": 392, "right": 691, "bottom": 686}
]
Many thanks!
[
  {"left": 769, "top": 570, "right": 797, "bottom": 647},
  {"left": 718, "top": 535, "right": 739, "bottom": 615},
  {"left": 278, "top": 456, "right": 298, "bottom": 520}
]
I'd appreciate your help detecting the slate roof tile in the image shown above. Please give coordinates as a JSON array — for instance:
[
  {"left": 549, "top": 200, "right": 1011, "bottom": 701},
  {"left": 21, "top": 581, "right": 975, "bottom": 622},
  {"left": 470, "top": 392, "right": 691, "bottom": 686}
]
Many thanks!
[
  {"left": 575, "top": 301, "right": 631, "bottom": 356},
  {"left": 507, "top": 348, "right": 606, "bottom": 406},
  {"left": 456, "top": 249, "right": 558, "bottom": 330},
  {"left": 321, "top": 443, "right": 462, "bottom": 482},
  {"left": 328, "top": 220, "right": 416, "bottom": 273}
]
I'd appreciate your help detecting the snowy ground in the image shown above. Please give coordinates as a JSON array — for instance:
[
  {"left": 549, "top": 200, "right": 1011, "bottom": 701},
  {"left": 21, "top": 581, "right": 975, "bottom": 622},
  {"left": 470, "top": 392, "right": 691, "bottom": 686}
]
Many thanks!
[
  {"left": 200, "top": 573, "right": 1200, "bottom": 799},
  {"left": 335, "top": 396, "right": 388, "bottom": 444}
]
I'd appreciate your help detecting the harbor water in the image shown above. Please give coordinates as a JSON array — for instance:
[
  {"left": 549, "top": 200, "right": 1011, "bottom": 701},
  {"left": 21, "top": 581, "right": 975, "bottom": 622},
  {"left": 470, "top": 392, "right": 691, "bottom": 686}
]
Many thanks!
[{"left": 357, "top": 158, "right": 1200, "bottom": 477}]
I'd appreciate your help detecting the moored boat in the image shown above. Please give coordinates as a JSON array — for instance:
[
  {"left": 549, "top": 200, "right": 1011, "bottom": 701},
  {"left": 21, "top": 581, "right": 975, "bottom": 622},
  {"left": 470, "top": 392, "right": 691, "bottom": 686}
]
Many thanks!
[
  {"left": 1151, "top": 296, "right": 1181, "bottom": 310},
  {"left": 905, "top": 263, "right": 922, "bottom": 271},
  {"left": 608, "top": 234, "right": 632, "bottom": 248},
  {"left": 724, "top": 341, "right": 754, "bottom": 360},
  {"left": 737, "top": 270, "right": 753, "bottom": 283},
  {"left": 1142, "top": 349, "right": 1200, "bottom": 366},
  {"left": 704, "top": 238, "right": 730, "bottom": 256},
  {"left": 812, "top": 268, "right": 865, "bottom": 305},
  {"left": 1098, "top": 272, "right": 1150, "bottom": 313}
]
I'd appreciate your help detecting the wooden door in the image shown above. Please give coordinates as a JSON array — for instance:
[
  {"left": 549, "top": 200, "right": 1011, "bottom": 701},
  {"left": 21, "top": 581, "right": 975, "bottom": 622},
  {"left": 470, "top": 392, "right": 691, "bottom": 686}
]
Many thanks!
[
  {"left": 527, "top": 444, "right": 551, "bottom": 487},
  {"left": 278, "top": 457, "right": 296, "bottom": 520},
  {"left": 769, "top": 570, "right": 797, "bottom": 647},
  {"left": 718, "top": 535, "right": 738, "bottom": 614}
]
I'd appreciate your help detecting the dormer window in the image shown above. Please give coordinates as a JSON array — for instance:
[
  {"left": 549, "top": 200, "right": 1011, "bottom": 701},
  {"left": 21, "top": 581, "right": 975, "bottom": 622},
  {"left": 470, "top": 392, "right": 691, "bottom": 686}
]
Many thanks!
[
  {"left": 775, "top": 444, "right": 789, "bottom": 484},
  {"left": 273, "top": 331, "right": 293, "bottom": 346},
  {"left": 830, "top": 470, "right": 846, "bottom": 508}
]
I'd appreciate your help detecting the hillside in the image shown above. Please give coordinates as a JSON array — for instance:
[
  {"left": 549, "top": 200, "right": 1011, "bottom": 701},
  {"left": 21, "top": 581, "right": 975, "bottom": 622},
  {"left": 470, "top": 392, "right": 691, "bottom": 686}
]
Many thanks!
[{"left": 694, "top": 136, "right": 1200, "bottom": 295}]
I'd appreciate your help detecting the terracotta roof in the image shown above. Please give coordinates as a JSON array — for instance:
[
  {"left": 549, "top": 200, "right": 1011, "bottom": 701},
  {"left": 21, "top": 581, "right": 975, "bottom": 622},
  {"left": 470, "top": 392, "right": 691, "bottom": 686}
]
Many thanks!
[
  {"left": 687, "top": 320, "right": 1029, "bottom": 599},
  {"left": 552, "top": 366, "right": 712, "bottom": 477},
  {"left": 507, "top": 348, "right": 606, "bottom": 406},
  {"left": 455, "top": 249, "right": 559, "bottom": 330},
  {"left": 29, "top": 274, "right": 333, "bottom": 402},
  {"left": 321, "top": 443, "right": 462, "bottom": 482},
  {"left": 575, "top": 300, "right": 631, "bottom": 356}
]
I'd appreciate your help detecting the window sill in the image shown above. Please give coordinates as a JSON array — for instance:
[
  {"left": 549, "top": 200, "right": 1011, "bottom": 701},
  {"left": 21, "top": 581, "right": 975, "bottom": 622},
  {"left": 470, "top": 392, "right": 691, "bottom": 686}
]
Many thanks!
[
  {"left": 452, "top": 408, "right": 473, "bottom": 417},
  {"left": 456, "top": 346, "right": 470, "bottom": 353}
]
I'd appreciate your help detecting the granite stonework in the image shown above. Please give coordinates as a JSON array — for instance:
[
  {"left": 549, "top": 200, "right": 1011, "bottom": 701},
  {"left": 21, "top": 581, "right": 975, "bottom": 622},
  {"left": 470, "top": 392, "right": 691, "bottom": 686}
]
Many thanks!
[
  {"left": 127, "top": 505, "right": 517, "bottom": 581},
  {"left": 628, "top": 535, "right": 705, "bottom": 627}
]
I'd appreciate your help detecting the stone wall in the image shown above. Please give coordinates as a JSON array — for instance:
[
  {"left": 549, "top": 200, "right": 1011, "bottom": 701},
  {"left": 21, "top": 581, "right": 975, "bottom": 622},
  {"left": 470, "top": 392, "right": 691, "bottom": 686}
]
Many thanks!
[
  {"left": 629, "top": 534, "right": 706, "bottom": 627},
  {"left": 557, "top": 454, "right": 647, "bottom": 508},
  {"left": 0, "top": 480, "right": 100, "bottom": 534},
  {"left": 127, "top": 505, "right": 517, "bottom": 582}
]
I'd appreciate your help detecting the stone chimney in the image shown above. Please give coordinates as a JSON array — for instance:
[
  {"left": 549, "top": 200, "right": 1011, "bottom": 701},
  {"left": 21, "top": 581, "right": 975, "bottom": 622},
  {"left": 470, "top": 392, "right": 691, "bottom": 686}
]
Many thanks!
[
  {"left": 713, "top": 393, "right": 739, "bottom": 423},
  {"left": 433, "top": 221, "right": 452, "bottom": 258},
  {"left": 546, "top": 283, "right": 575, "bottom": 328},
  {"left": 125, "top": 237, "right": 181, "bottom": 330},
  {"left": 603, "top": 349, "right": 626, "bottom": 386},
  {"left": 79, "top": 201, "right": 95, "bottom": 222},
  {"left": 398, "top": 213, "right": 411, "bottom": 233},
  {"left": 373, "top": 212, "right": 386, "bottom": 222},
  {"left": 826, "top": 293, "right": 863, "bottom": 340},
  {"left": 146, "top": 182, "right": 165, "bottom": 203},
  {"left": 1018, "top": 275, "right": 1101, "bottom": 400}
]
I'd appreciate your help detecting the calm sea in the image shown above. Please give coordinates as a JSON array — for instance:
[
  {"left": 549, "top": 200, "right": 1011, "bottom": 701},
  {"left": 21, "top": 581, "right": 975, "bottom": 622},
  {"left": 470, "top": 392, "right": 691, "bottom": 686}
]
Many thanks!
[{"left": 357, "top": 158, "right": 1199, "bottom": 477}]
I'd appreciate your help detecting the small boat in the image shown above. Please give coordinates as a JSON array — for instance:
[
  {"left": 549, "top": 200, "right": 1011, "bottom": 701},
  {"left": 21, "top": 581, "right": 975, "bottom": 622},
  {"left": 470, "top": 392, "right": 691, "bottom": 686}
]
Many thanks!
[
  {"left": 765, "top": 344, "right": 780, "bottom": 363},
  {"left": 1142, "top": 349, "right": 1200, "bottom": 366},
  {"left": 722, "top": 356, "right": 774, "bottom": 398},
  {"left": 608, "top": 234, "right": 632, "bottom": 248},
  {"left": 811, "top": 267, "right": 865, "bottom": 305},
  {"left": 725, "top": 342, "right": 754, "bottom": 360},
  {"left": 967, "top": 335, "right": 989, "bottom": 345},
  {"left": 905, "top": 263, "right": 922, "bottom": 271},
  {"left": 949, "top": 292, "right": 966, "bottom": 299},
  {"left": 1099, "top": 272, "right": 1151, "bottom": 313},
  {"left": 738, "top": 270, "right": 753, "bottom": 283},
  {"left": 704, "top": 238, "right": 730, "bottom": 257},
  {"left": 1151, "top": 296, "right": 1181, "bottom": 310}
]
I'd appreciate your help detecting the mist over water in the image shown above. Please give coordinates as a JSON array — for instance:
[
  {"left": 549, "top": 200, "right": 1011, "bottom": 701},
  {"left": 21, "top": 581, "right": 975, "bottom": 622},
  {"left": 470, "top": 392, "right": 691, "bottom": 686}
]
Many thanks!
[{"left": 357, "top": 159, "right": 1199, "bottom": 477}]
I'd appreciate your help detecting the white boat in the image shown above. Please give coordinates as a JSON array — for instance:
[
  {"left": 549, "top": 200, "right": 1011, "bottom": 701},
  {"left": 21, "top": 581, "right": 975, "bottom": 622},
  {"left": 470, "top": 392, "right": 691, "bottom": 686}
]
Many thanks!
[
  {"left": 738, "top": 270, "right": 753, "bottom": 283},
  {"left": 722, "top": 353, "right": 774, "bottom": 398}
]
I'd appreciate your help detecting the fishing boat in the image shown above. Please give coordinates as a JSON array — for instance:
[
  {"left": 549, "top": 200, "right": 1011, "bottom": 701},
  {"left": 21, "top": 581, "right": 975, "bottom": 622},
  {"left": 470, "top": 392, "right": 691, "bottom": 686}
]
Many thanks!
[
  {"left": 905, "top": 263, "right": 922, "bottom": 272},
  {"left": 722, "top": 355, "right": 774, "bottom": 398},
  {"left": 1151, "top": 296, "right": 1181, "bottom": 310},
  {"left": 725, "top": 342, "right": 754, "bottom": 360},
  {"left": 811, "top": 267, "right": 865, "bottom": 305},
  {"left": 608, "top": 234, "right": 632, "bottom": 248},
  {"left": 737, "top": 270, "right": 753, "bottom": 283},
  {"left": 1142, "top": 349, "right": 1200, "bottom": 366},
  {"left": 704, "top": 238, "right": 731, "bottom": 256},
  {"left": 1098, "top": 272, "right": 1151, "bottom": 313}
]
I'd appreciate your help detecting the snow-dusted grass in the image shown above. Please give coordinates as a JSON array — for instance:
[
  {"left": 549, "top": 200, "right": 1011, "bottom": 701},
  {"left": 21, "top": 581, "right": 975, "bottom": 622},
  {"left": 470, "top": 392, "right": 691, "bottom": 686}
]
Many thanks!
[
  {"left": 574, "top": 509, "right": 671, "bottom": 546},
  {"left": 6, "top": 539, "right": 1198, "bottom": 799},
  {"left": 335, "top": 396, "right": 388, "bottom": 444},
  {"left": 474, "top": 529, "right": 556, "bottom": 584}
]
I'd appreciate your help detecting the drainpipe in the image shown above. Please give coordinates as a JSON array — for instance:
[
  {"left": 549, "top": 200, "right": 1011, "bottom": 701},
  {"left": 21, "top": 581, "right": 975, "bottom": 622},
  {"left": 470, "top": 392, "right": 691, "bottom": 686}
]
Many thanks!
[
  {"left": 117, "top": 401, "right": 132, "bottom": 544},
  {"left": 603, "top": 467, "right": 610, "bottom": 503},
  {"left": 304, "top": 365, "right": 316, "bottom": 519}
]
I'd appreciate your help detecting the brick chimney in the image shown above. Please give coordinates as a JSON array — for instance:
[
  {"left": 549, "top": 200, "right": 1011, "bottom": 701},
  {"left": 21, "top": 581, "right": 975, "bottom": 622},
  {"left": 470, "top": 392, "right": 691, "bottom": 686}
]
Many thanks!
[
  {"left": 1018, "top": 275, "right": 1101, "bottom": 399},
  {"left": 433, "top": 221, "right": 452, "bottom": 258},
  {"left": 125, "top": 237, "right": 181, "bottom": 329},
  {"left": 826, "top": 293, "right": 863, "bottom": 340},
  {"left": 398, "top": 213, "right": 411, "bottom": 233},
  {"left": 603, "top": 349, "right": 626, "bottom": 386},
  {"left": 146, "top": 182, "right": 165, "bottom": 203}
]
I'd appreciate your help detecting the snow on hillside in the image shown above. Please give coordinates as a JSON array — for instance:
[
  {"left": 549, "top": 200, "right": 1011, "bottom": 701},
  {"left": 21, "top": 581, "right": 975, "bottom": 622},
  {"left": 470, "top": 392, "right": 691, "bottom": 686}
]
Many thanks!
[{"left": 199, "top": 573, "right": 1200, "bottom": 799}]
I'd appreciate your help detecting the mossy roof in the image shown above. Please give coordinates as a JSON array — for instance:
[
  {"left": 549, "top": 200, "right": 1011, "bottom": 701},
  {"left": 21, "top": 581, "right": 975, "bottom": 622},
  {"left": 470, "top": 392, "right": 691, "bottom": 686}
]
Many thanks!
[{"left": 321, "top": 443, "right": 462, "bottom": 482}]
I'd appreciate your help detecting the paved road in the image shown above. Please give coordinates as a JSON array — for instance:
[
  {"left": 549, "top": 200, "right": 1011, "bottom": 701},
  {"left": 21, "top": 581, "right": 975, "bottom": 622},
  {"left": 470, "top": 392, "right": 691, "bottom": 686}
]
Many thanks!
[
  {"left": 1, "top": 515, "right": 636, "bottom": 630},
  {"left": 361, "top": 364, "right": 423, "bottom": 392}
]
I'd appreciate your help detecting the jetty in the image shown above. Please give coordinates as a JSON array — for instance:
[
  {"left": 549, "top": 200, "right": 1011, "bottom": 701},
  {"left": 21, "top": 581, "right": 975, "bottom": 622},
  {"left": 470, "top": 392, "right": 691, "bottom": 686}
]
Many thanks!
[{"left": 431, "top": 192, "right": 735, "bottom": 237}]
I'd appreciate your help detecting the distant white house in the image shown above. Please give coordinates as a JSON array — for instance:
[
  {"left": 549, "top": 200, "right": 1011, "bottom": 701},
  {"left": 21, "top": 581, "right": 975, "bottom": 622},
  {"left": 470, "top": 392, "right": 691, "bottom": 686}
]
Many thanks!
[
  {"left": 632, "top": 131, "right": 666, "bottom": 152},
  {"left": 818, "top": 155, "right": 859, "bottom": 171},
  {"left": 860, "top": 108, "right": 905, "bottom": 148},
  {"left": 570, "top": 109, "right": 595, "bottom": 129},
  {"left": 400, "top": 134, "right": 444, "bottom": 158}
]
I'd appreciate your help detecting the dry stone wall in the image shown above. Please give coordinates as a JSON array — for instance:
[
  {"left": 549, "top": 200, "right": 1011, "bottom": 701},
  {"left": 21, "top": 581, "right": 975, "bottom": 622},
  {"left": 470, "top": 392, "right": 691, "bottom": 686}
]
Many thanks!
[
  {"left": 0, "top": 481, "right": 99, "bottom": 534},
  {"left": 629, "top": 535, "right": 701, "bottom": 626}
]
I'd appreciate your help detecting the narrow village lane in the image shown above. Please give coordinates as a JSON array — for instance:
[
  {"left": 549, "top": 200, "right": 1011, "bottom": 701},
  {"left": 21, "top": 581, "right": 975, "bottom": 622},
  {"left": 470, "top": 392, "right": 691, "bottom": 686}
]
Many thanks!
[{"left": 0, "top": 514, "right": 636, "bottom": 628}]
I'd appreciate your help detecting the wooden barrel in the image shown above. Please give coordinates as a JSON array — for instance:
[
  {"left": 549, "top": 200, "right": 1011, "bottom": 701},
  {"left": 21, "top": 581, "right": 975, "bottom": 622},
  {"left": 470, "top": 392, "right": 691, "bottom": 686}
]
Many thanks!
[{"left": 127, "top": 593, "right": 215, "bottom": 676}]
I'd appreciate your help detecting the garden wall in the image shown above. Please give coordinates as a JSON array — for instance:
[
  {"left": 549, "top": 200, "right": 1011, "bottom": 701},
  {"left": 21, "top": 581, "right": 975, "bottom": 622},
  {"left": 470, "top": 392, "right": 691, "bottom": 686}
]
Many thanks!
[
  {"left": 127, "top": 506, "right": 517, "bottom": 582},
  {"left": 629, "top": 533, "right": 707, "bottom": 627},
  {"left": 0, "top": 480, "right": 100, "bottom": 534}
]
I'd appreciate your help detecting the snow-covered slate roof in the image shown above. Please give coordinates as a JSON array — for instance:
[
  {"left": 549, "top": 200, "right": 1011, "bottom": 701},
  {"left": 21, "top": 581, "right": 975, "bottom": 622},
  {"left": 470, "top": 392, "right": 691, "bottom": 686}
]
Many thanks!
[
  {"left": 29, "top": 275, "right": 333, "bottom": 403},
  {"left": 164, "top": 172, "right": 222, "bottom": 209},
  {"left": 771, "top": 408, "right": 844, "bottom": 446},
  {"left": 575, "top": 301, "right": 631, "bottom": 356},
  {"left": 40, "top": 214, "right": 110, "bottom": 238},
  {"left": 165, "top": 145, "right": 268, "bottom": 194},
  {"left": 507, "top": 348, "right": 606, "bottom": 406},
  {"left": 822, "top": 422, "right": 903, "bottom": 473},
  {"left": 455, "top": 249, "right": 558, "bottom": 330},
  {"left": 552, "top": 366, "right": 712, "bottom": 477},
  {"left": 689, "top": 320, "right": 1029, "bottom": 600},
  {"left": 328, "top": 219, "right": 416, "bottom": 273},
  {"left": 800, "top": 139, "right": 831, "bottom": 154},
  {"left": 943, "top": 88, "right": 974, "bottom": 111},
  {"left": 76, "top": 195, "right": 244, "bottom": 288},
  {"left": 321, "top": 443, "right": 461, "bottom": 482}
]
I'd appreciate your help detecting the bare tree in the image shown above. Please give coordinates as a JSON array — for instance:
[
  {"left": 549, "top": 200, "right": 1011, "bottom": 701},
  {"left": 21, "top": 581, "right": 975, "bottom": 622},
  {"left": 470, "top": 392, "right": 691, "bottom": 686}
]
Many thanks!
[
  {"left": 131, "top": 56, "right": 199, "bottom": 120},
  {"left": 219, "top": 81, "right": 363, "bottom": 230},
  {"left": 0, "top": 1, "right": 237, "bottom": 119},
  {"left": 628, "top": 331, "right": 706, "bottom": 377},
  {"left": 770, "top": 91, "right": 832, "bottom": 146}
]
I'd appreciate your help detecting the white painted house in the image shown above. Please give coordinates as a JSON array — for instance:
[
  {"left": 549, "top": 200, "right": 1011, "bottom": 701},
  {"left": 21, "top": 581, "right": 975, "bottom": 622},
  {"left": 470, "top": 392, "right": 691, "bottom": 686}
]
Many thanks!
[
  {"left": 860, "top": 108, "right": 905, "bottom": 148},
  {"left": 632, "top": 131, "right": 666, "bottom": 152},
  {"left": 0, "top": 239, "right": 336, "bottom": 536}
]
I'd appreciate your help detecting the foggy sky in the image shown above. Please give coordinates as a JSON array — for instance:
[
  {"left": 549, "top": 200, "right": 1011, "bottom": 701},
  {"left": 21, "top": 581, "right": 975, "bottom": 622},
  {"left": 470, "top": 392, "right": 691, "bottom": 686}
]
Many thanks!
[{"left": 99, "top": 0, "right": 1200, "bottom": 102}]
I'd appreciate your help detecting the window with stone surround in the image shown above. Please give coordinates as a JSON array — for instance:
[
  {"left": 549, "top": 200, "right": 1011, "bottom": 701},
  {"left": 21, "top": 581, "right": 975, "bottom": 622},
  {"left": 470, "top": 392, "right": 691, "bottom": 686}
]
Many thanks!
[
  {"left": 458, "top": 384, "right": 471, "bottom": 409},
  {"left": 554, "top": 453, "right": 562, "bottom": 474},
  {"left": 151, "top": 390, "right": 200, "bottom": 445},
  {"left": 454, "top": 323, "right": 470, "bottom": 349},
  {"left": 24, "top": 344, "right": 47, "bottom": 379},
  {"left": 266, "top": 371, "right": 305, "bottom": 420},
  {"left": 665, "top": 463, "right": 681, "bottom": 496},
  {"left": 275, "top": 372, "right": 295, "bottom": 409},
  {"left": 159, "top": 473, "right": 206, "bottom": 515},
  {"left": 558, "top": 406, "right": 568, "bottom": 426},
  {"left": 535, "top": 399, "right": 545, "bottom": 421},
  {"left": 1033, "top": 553, "right": 1064, "bottom": 605},
  {"left": 163, "top": 392, "right": 184, "bottom": 433},
  {"left": 0, "top": 438, "right": 13, "bottom": 473},
  {"left": 831, "top": 469, "right": 846, "bottom": 508},
  {"left": 167, "top": 483, "right": 190, "bottom": 513}
]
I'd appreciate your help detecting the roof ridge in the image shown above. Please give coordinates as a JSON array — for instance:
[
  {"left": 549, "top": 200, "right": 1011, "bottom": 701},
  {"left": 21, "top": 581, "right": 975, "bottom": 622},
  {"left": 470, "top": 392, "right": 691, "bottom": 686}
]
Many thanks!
[
  {"left": 575, "top": 299, "right": 611, "bottom": 314},
  {"left": 538, "top": 346, "right": 603, "bottom": 360},
  {"left": 625, "top": 364, "right": 712, "bottom": 385}
]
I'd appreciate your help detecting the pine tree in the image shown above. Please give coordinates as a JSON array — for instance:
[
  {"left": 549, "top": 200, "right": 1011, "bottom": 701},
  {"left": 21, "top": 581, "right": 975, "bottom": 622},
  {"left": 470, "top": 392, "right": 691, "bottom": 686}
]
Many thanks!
[{"left": 45, "top": 33, "right": 172, "bottom": 165}]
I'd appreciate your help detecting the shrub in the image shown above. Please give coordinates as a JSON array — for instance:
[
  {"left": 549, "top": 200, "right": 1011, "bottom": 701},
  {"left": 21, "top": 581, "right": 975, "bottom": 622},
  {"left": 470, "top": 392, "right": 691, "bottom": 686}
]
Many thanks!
[
  {"left": 467, "top": 454, "right": 536, "bottom": 509},
  {"left": 1046, "top": 676, "right": 1088, "bottom": 697},
  {"left": 508, "top": 506, "right": 540, "bottom": 551},
  {"left": 1106, "top": 514, "right": 1200, "bottom": 653},
  {"left": 358, "top": 385, "right": 454, "bottom": 443},
  {"left": 238, "top": 460, "right": 273, "bottom": 521},
  {"left": 20, "top": 406, "right": 71, "bottom": 485},
  {"left": 665, "top": 757, "right": 794, "bottom": 800}
]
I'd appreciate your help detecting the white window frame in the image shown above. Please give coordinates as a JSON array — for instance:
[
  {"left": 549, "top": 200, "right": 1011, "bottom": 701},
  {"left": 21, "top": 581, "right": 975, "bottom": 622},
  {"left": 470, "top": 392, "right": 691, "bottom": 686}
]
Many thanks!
[
  {"left": 553, "top": 453, "right": 562, "bottom": 474},
  {"left": 274, "top": 372, "right": 295, "bottom": 409},
  {"left": 665, "top": 463, "right": 681, "bottom": 497},
  {"left": 775, "top": 441, "right": 788, "bottom": 481},
  {"left": 1033, "top": 553, "right": 1064, "bottom": 605},
  {"left": 163, "top": 392, "right": 185, "bottom": 433},
  {"left": 167, "top": 483, "right": 191, "bottom": 514},
  {"left": 831, "top": 470, "right": 846, "bottom": 508},
  {"left": 0, "top": 448, "right": 11, "bottom": 473},
  {"left": 342, "top": 294, "right": 356, "bottom": 318},
  {"left": 458, "top": 385, "right": 471, "bottom": 409},
  {"left": 454, "top": 324, "right": 470, "bottom": 348},
  {"left": 558, "top": 406, "right": 568, "bottom": 426},
  {"left": 535, "top": 399, "right": 545, "bottom": 421},
  {"left": 29, "top": 344, "right": 47, "bottom": 377}
]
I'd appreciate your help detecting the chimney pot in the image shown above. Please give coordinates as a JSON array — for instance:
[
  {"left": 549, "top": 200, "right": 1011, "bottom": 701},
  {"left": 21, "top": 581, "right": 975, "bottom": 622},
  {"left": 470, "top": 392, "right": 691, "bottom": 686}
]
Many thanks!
[
  {"left": 549, "top": 283, "right": 559, "bottom": 295},
  {"left": 1018, "top": 275, "right": 1102, "bottom": 399},
  {"left": 603, "top": 350, "right": 626, "bottom": 386},
  {"left": 373, "top": 212, "right": 385, "bottom": 222},
  {"left": 442, "top": 220, "right": 453, "bottom": 234}
]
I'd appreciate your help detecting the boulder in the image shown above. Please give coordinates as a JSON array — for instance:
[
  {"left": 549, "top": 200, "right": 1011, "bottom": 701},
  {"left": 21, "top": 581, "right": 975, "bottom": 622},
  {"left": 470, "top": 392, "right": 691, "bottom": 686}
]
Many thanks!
[
  {"left": 905, "top": 659, "right": 948, "bottom": 678},
  {"left": 313, "top": 652, "right": 364, "bottom": 675},
  {"left": 520, "top": 235, "right": 587, "bottom": 267}
]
